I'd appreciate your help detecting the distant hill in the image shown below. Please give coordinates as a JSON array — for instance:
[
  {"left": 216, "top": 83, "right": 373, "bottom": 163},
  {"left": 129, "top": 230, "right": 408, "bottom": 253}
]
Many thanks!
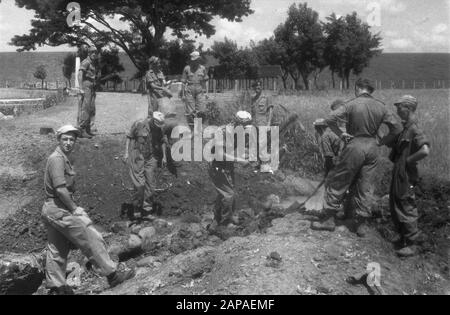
[{"left": 0, "top": 52, "right": 449, "bottom": 87}]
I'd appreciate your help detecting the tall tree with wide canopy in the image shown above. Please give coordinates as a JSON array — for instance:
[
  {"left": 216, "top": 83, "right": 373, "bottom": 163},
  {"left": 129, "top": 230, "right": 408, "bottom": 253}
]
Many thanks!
[
  {"left": 274, "top": 3, "right": 325, "bottom": 90},
  {"left": 253, "top": 37, "right": 293, "bottom": 90},
  {"left": 323, "top": 12, "right": 382, "bottom": 89},
  {"left": 10, "top": 0, "right": 253, "bottom": 75}
]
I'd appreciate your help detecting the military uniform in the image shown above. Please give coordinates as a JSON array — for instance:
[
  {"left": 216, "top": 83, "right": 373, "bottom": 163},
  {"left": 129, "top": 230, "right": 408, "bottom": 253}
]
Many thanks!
[
  {"left": 389, "top": 118, "right": 429, "bottom": 243},
  {"left": 127, "top": 119, "right": 167, "bottom": 212},
  {"left": 324, "top": 93, "right": 402, "bottom": 218},
  {"left": 145, "top": 69, "right": 166, "bottom": 116},
  {"left": 251, "top": 93, "right": 273, "bottom": 126},
  {"left": 42, "top": 147, "right": 116, "bottom": 289},
  {"left": 78, "top": 56, "right": 97, "bottom": 132},
  {"left": 182, "top": 64, "right": 209, "bottom": 128},
  {"left": 209, "top": 125, "right": 237, "bottom": 226},
  {"left": 320, "top": 128, "right": 344, "bottom": 170}
]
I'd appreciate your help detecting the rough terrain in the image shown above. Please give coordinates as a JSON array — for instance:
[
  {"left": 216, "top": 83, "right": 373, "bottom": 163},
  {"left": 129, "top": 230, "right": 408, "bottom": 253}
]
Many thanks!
[{"left": 0, "top": 92, "right": 448, "bottom": 295}]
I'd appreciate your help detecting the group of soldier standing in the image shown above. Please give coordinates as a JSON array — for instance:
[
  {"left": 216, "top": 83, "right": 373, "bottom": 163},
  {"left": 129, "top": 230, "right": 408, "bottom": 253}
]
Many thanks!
[{"left": 40, "top": 47, "right": 430, "bottom": 294}]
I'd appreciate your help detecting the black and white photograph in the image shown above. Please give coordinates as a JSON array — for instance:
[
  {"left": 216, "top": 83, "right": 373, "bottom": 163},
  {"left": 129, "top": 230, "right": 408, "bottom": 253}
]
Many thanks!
[{"left": 0, "top": 0, "right": 448, "bottom": 298}]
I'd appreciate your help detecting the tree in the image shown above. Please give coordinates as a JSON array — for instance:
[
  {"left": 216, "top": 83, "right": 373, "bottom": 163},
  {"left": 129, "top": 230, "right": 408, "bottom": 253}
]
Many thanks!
[
  {"left": 323, "top": 12, "right": 382, "bottom": 89},
  {"left": 211, "top": 37, "right": 259, "bottom": 80},
  {"left": 34, "top": 65, "right": 47, "bottom": 89},
  {"left": 10, "top": 0, "right": 253, "bottom": 76},
  {"left": 253, "top": 37, "right": 292, "bottom": 89},
  {"left": 97, "top": 48, "right": 125, "bottom": 89},
  {"left": 62, "top": 53, "right": 76, "bottom": 88},
  {"left": 274, "top": 3, "right": 325, "bottom": 90},
  {"left": 160, "top": 39, "right": 197, "bottom": 76}
]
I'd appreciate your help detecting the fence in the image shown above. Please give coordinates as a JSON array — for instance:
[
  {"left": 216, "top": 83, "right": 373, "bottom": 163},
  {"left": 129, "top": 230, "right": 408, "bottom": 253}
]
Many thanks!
[{"left": 1, "top": 78, "right": 449, "bottom": 92}]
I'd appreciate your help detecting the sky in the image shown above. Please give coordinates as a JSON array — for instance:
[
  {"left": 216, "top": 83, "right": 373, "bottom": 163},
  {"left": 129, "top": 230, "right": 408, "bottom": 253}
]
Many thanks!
[{"left": 0, "top": 0, "right": 449, "bottom": 53}]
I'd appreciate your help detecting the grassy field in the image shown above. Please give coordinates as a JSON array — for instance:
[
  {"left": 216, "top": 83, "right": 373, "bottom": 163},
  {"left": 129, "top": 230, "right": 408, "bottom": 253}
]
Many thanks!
[
  {"left": 275, "top": 89, "right": 450, "bottom": 181},
  {"left": 210, "top": 88, "right": 449, "bottom": 181}
]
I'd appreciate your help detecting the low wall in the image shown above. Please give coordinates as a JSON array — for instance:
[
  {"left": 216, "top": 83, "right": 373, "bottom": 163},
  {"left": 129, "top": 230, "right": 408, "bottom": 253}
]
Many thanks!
[{"left": 0, "top": 89, "right": 66, "bottom": 116}]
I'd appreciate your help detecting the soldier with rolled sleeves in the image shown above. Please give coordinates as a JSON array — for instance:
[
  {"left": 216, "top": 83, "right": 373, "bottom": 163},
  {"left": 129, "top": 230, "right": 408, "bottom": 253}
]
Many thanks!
[
  {"left": 42, "top": 125, "right": 135, "bottom": 295},
  {"left": 123, "top": 112, "right": 168, "bottom": 218},
  {"left": 77, "top": 46, "right": 98, "bottom": 139},
  {"left": 389, "top": 95, "right": 430, "bottom": 257},
  {"left": 311, "top": 78, "right": 403, "bottom": 236},
  {"left": 144, "top": 56, "right": 173, "bottom": 116},
  {"left": 181, "top": 51, "right": 209, "bottom": 131}
]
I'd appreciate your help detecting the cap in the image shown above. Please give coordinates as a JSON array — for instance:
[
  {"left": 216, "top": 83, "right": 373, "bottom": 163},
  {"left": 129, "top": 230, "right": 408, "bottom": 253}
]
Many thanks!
[
  {"left": 313, "top": 118, "right": 328, "bottom": 127},
  {"left": 88, "top": 46, "right": 97, "bottom": 53},
  {"left": 355, "top": 78, "right": 375, "bottom": 93},
  {"left": 190, "top": 51, "right": 201, "bottom": 61},
  {"left": 394, "top": 95, "right": 418, "bottom": 110},
  {"left": 235, "top": 111, "right": 252, "bottom": 125},
  {"left": 56, "top": 125, "right": 81, "bottom": 139},
  {"left": 152, "top": 111, "right": 165, "bottom": 127},
  {"left": 331, "top": 99, "right": 345, "bottom": 111}
]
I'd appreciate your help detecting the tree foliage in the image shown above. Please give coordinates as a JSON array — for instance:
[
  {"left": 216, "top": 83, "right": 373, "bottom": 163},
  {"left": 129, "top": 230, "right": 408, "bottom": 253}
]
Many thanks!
[
  {"left": 211, "top": 37, "right": 258, "bottom": 79},
  {"left": 33, "top": 65, "right": 47, "bottom": 89},
  {"left": 323, "top": 12, "right": 382, "bottom": 88},
  {"left": 11, "top": 0, "right": 253, "bottom": 75},
  {"left": 274, "top": 3, "right": 325, "bottom": 90}
]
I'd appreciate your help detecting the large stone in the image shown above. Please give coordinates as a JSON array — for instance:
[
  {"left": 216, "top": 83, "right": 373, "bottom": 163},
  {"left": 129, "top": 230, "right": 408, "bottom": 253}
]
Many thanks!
[
  {"left": 167, "top": 247, "right": 217, "bottom": 279},
  {"left": 139, "top": 227, "right": 157, "bottom": 253},
  {"left": 128, "top": 235, "right": 143, "bottom": 251},
  {"left": 0, "top": 252, "right": 45, "bottom": 295}
]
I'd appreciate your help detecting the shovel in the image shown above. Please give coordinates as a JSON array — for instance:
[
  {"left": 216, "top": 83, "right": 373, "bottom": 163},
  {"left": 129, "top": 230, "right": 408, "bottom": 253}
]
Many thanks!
[{"left": 285, "top": 178, "right": 326, "bottom": 214}]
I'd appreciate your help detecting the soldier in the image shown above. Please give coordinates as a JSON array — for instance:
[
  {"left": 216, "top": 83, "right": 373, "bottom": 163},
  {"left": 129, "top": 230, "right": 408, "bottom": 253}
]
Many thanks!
[
  {"left": 77, "top": 46, "right": 98, "bottom": 139},
  {"left": 181, "top": 51, "right": 209, "bottom": 131},
  {"left": 390, "top": 95, "right": 430, "bottom": 257},
  {"left": 42, "top": 125, "right": 134, "bottom": 295},
  {"left": 144, "top": 56, "right": 173, "bottom": 116},
  {"left": 311, "top": 78, "right": 403, "bottom": 236},
  {"left": 313, "top": 118, "right": 343, "bottom": 176},
  {"left": 208, "top": 111, "right": 253, "bottom": 234},
  {"left": 123, "top": 112, "right": 168, "bottom": 218},
  {"left": 251, "top": 80, "right": 274, "bottom": 172}
]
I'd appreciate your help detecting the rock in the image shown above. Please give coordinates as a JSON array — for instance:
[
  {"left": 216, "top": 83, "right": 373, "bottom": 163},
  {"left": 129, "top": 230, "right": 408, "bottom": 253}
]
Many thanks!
[
  {"left": 269, "top": 252, "right": 282, "bottom": 261},
  {"left": 137, "top": 256, "right": 158, "bottom": 268},
  {"left": 167, "top": 247, "right": 216, "bottom": 279},
  {"left": 0, "top": 252, "right": 45, "bottom": 295},
  {"left": 128, "top": 235, "right": 142, "bottom": 251},
  {"left": 188, "top": 223, "right": 202, "bottom": 235},
  {"left": 111, "top": 222, "right": 129, "bottom": 234},
  {"left": 317, "top": 286, "right": 333, "bottom": 294},
  {"left": 336, "top": 226, "right": 349, "bottom": 233},
  {"left": 138, "top": 227, "right": 156, "bottom": 241},
  {"left": 39, "top": 127, "right": 54, "bottom": 135},
  {"left": 139, "top": 227, "right": 157, "bottom": 252},
  {"left": 130, "top": 225, "right": 143, "bottom": 235}
]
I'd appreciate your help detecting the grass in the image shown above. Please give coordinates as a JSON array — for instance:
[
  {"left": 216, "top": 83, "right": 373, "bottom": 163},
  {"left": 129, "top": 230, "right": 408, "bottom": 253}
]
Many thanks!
[
  {"left": 210, "top": 89, "right": 450, "bottom": 182},
  {"left": 280, "top": 89, "right": 450, "bottom": 181}
]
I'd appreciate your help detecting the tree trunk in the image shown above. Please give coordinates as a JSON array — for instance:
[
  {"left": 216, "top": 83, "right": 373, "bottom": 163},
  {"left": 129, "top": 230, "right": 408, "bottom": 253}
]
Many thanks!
[
  {"left": 331, "top": 71, "right": 336, "bottom": 89},
  {"left": 41, "top": 80, "right": 44, "bottom": 89},
  {"left": 301, "top": 74, "right": 310, "bottom": 91}
]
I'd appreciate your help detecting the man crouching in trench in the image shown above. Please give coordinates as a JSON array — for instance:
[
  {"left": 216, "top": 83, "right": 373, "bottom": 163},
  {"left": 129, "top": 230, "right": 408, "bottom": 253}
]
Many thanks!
[{"left": 41, "top": 125, "right": 135, "bottom": 295}]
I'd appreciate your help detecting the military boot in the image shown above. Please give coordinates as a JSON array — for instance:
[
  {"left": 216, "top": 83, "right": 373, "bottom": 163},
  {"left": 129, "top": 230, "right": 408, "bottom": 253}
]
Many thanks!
[
  {"left": 311, "top": 210, "right": 336, "bottom": 232},
  {"left": 107, "top": 269, "right": 136, "bottom": 288}
]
